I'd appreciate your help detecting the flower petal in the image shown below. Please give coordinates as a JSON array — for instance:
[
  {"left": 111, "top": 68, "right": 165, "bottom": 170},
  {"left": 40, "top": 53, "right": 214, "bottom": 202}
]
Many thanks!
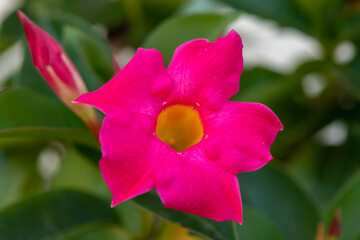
[
  {"left": 155, "top": 145, "right": 243, "bottom": 224},
  {"left": 99, "top": 109, "right": 168, "bottom": 206},
  {"left": 166, "top": 30, "right": 243, "bottom": 110},
  {"left": 202, "top": 102, "right": 283, "bottom": 173},
  {"left": 75, "top": 48, "right": 173, "bottom": 116}
]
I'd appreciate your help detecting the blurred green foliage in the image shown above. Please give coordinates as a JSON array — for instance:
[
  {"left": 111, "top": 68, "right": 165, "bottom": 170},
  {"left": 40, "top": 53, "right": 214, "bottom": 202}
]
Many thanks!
[{"left": 0, "top": 0, "right": 360, "bottom": 239}]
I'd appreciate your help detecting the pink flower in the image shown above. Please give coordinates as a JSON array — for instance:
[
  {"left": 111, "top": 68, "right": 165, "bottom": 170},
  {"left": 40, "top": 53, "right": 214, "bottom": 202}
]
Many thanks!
[
  {"left": 18, "top": 11, "right": 100, "bottom": 137},
  {"left": 75, "top": 30, "right": 283, "bottom": 224}
]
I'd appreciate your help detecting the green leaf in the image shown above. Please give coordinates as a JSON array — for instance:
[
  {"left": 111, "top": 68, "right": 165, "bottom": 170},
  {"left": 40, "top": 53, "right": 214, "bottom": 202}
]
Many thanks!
[
  {"left": 218, "top": 0, "right": 311, "bottom": 34},
  {"left": 132, "top": 191, "right": 285, "bottom": 240},
  {"left": 0, "top": 190, "right": 119, "bottom": 240},
  {"left": 0, "top": 11, "right": 23, "bottom": 54},
  {"left": 0, "top": 142, "right": 45, "bottom": 210},
  {"left": 341, "top": 12, "right": 360, "bottom": 40},
  {"left": 69, "top": 225, "right": 131, "bottom": 240},
  {"left": 232, "top": 67, "right": 287, "bottom": 104},
  {"left": 334, "top": 54, "right": 360, "bottom": 100},
  {"left": 325, "top": 170, "right": 360, "bottom": 240},
  {"left": 132, "top": 192, "right": 237, "bottom": 240},
  {"left": 238, "top": 166, "right": 320, "bottom": 240},
  {"left": 0, "top": 87, "right": 98, "bottom": 147},
  {"left": 43, "top": 10, "right": 114, "bottom": 89},
  {"left": 62, "top": 25, "right": 113, "bottom": 89},
  {"left": 52, "top": 147, "right": 108, "bottom": 198},
  {"left": 236, "top": 207, "right": 285, "bottom": 240},
  {"left": 30, "top": 0, "right": 126, "bottom": 28},
  {"left": 49, "top": 11, "right": 114, "bottom": 89},
  {"left": 51, "top": 146, "right": 154, "bottom": 239},
  {"left": 142, "top": 13, "right": 238, "bottom": 65},
  {"left": 287, "top": 121, "right": 360, "bottom": 216},
  {"left": 0, "top": 150, "right": 36, "bottom": 210}
]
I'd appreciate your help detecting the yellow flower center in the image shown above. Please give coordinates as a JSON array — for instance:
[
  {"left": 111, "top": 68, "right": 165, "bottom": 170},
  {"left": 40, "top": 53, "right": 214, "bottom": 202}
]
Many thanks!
[{"left": 156, "top": 105, "right": 204, "bottom": 151}]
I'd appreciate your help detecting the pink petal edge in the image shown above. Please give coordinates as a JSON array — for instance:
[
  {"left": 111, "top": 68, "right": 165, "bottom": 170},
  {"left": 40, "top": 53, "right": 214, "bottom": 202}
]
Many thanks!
[
  {"left": 75, "top": 48, "right": 173, "bottom": 116},
  {"left": 99, "top": 108, "right": 170, "bottom": 205},
  {"left": 155, "top": 145, "right": 243, "bottom": 224},
  {"left": 166, "top": 30, "right": 243, "bottom": 110},
  {"left": 201, "top": 101, "right": 283, "bottom": 174}
]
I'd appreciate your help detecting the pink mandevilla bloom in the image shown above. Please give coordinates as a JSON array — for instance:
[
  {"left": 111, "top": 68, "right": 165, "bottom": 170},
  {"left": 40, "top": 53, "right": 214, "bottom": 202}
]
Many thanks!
[{"left": 76, "top": 30, "right": 283, "bottom": 224}]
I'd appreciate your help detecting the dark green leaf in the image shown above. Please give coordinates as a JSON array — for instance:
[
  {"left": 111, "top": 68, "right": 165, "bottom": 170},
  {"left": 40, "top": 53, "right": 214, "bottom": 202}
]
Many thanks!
[
  {"left": 287, "top": 121, "right": 360, "bottom": 216},
  {"left": 0, "top": 87, "right": 98, "bottom": 147},
  {"left": 52, "top": 147, "right": 108, "bottom": 198},
  {"left": 232, "top": 67, "right": 287, "bottom": 104},
  {"left": 334, "top": 52, "right": 360, "bottom": 99},
  {"left": 236, "top": 207, "right": 284, "bottom": 240},
  {"left": 68, "top": 225, "right": 131, "bottom": 240},
  {"left": 30, "top": 0, "right": 126, "bottom": 28},
  {"left": 132, "top": 192, "right": 237, "bottom": 240},
  {"left": 0, "top": 10, "right": 23, "bottom": 54},
  {"left": 218, "top": 0, "right": 311, "bottom": 34},
  {"left": 62, "top": 25, "right": 113, "bottom": 89},
  {"left": 325, "top": 170, "right": 360, "bottom": 240},
  {"left": 52, "top": 147, "right": 152, "bottom": 240},
  {"left": 142, "top": 13, "right": 238, "bottom": 65},
  {"left": 0, "top": 190, "right": 119, "bottom": 240},
  {"left": 132, "top": 191, "right": 285, "bottom": 240},
  {"left": 0, "top": 142, "right": 45, "bottom": 210},
  {"left": 238, "top": 166, "right": 319, "bottom": 240}
]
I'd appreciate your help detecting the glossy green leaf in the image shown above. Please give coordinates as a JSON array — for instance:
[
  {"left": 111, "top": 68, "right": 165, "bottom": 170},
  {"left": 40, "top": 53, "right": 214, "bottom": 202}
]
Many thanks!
[
  {"left": 62, "top": 25, "right": 113, "bottom": 89},
  {"left": 0, "top": 150, "right": 37, "bottom": 210},
  {"left": 238, "top": 166, "right": 320, "bottom": 240},
  {"left": 0, "top": 87, "right": 98, "bottom": 147},
  {"left": 132, "top": 191, "right": 284, "bottom": 240},
  {"left": 0, "top": 11, "right": 23, "bottom": 54},
  {"left": 142, "top": 13, "right": 238, "bottom": 65},
  {"left": 44, "top": 10, "right": 113, "bottom": 89},
  {"left": 287, "top": 120, "right": 360, "bottom": 215},
  {"left": 232, "top": 67, "right": 287, "bottom": 104},
  {"left": 0, "top": 190, "right": 119, "bottom": 240},
  {"left": 325, "top": 170, "right": 360, "bottom": 240},
  {"left": 236, "top": 207, "right": 284, "bottom": 240},
  {"left": 52, "top": 147, "right": 108, "bottom": 198},
  {"left": 52, "top": 147, "right": 152, "bottom": 240},
  {"left": 0, "top": 142, "right": 45, "bottom": 210},
  {"left": 132, "top": 192, "right": 237, "bottom": 240},
  {"left": 217, "top": 0, "right": 311, "bottom": 34},
  {"left": 29, "top": 0, "right": 126, "bottom": 28}
]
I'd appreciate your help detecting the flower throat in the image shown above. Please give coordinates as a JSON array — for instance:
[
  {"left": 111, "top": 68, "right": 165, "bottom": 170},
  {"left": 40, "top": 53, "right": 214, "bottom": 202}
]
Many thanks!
[{"left": 156, "top": 105, "right": 204, "bottom": 151}]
